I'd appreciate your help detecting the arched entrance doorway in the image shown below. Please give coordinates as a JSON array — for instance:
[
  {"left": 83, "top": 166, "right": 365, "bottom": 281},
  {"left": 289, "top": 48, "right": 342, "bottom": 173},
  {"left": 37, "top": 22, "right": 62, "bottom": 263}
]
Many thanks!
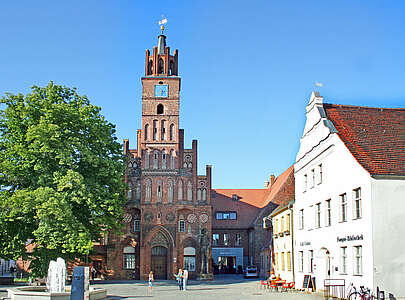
[{"left": 151, "top": 246, "right": 168, "bottom": 279}]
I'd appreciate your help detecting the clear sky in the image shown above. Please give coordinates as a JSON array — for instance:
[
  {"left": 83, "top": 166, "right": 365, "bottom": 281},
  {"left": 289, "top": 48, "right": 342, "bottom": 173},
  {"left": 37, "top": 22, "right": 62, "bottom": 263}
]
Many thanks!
[{"left": 1, "top": 1, "right": 404, "bottom": 188}]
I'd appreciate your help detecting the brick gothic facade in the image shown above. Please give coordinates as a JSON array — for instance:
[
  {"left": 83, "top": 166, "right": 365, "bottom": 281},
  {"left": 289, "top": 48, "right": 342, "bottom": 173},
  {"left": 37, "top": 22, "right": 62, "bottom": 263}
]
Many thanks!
[{"left": 104, "top": 33, "right": 212, "bottom": 280}]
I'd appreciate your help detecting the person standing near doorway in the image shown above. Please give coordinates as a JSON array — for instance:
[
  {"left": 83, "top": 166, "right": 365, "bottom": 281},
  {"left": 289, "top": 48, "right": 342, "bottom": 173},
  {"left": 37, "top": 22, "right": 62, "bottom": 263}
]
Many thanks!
[
  {"left": 174, "top": 269, "right": 183, "bottom": 290},
  {"left": 148, "top": 271, "right": 154, "bottom": 291},
  {"left": 182, "top": 269, "right": 188, "bottom": 291}
]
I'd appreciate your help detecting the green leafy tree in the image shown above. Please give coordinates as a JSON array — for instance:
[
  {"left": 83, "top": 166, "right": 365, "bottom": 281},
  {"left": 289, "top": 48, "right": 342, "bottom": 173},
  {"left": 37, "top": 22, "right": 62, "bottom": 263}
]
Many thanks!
[{"left": 0, "top": 82, "right": 126, "bottom": 277}]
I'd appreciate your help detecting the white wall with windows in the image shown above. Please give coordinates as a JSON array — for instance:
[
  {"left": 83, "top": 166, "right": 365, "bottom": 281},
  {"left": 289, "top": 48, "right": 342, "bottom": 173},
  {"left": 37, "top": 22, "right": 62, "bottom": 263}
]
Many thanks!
[
  {"left": 293, "top": 92, "right": 373, "bottom": 292},
  {"left": 293, "top": 92, "right": 405, "bottom": 297}
]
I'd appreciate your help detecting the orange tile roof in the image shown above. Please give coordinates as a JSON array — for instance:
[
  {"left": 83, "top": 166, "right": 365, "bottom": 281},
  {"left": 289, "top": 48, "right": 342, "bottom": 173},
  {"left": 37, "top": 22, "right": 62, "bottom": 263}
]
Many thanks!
[
  {"left": 261, "top": 165, "right": 294, "bottom": 208},
  {"left": 212, "top": 165, "right": 295, "bottom": 228},
  {"left": 323, "top": 104, "right": 405, "bottom": 176}
]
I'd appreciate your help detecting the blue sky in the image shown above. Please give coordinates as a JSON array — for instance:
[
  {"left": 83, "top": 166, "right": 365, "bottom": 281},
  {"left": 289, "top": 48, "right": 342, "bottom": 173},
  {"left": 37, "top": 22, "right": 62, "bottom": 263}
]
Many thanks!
[{"left": 1, "top": 1, "right": 404, "bottom": 188}]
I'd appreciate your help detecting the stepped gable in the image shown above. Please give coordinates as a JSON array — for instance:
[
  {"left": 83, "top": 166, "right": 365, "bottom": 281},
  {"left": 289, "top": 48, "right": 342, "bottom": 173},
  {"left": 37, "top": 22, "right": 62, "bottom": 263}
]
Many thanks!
[{"left": 323, "top": 103, "right": 405, "bottom": 176}]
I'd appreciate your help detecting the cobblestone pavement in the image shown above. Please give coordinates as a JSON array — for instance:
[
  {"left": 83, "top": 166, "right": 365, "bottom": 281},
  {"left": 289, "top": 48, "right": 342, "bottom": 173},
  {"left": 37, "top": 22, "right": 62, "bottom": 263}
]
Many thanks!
[
  {"left": 1, "top": 275, "right": 323, "bottom": 300},
  {"left": 92, "top": 275, "right": 323, "bottom": 300}
]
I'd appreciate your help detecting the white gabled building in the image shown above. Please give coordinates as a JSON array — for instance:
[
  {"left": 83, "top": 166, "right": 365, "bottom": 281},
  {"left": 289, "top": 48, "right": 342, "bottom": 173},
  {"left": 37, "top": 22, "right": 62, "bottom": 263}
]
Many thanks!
[{"left": 293, "top": 92, "right": 405, "bottom": 297}]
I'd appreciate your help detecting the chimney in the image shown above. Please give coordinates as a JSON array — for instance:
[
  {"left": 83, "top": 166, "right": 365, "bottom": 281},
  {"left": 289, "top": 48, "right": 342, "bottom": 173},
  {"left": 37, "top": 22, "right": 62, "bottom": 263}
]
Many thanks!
[
  {"left": 270, "top": 175, "right": 276, "bottom": 186},
  {"left": 266, "top": 174, "right": 276, "bottom": 188}
]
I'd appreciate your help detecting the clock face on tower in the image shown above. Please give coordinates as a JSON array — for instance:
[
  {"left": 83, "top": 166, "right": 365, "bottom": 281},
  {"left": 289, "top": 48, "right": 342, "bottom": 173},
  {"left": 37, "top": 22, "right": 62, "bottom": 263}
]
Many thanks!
[{"left": 154, "top": 85, "right": 168, "bottom": 98}]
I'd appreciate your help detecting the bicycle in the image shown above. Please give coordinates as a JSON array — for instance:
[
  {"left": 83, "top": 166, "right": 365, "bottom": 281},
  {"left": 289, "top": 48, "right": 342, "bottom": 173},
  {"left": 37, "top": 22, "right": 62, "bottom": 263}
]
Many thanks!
[{"left": 346, "top": 283, "right": 376, "bottom": 300}]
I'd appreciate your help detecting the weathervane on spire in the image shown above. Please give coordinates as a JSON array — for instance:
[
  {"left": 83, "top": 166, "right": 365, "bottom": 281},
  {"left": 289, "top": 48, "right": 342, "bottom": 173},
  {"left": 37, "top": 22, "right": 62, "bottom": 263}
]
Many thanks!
[
  {"left": 315, "top": 81, "right": 323, "bottom": 92},
  {"left": 159, "top": 17, "right": 168, "bottom": 34}
]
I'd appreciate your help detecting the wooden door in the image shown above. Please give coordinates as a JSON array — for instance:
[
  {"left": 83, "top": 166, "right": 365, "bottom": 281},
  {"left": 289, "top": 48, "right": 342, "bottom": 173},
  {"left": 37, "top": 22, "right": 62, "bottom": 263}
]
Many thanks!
[{"left": 151, "top": 246, "right": 167, "bottom": 279}]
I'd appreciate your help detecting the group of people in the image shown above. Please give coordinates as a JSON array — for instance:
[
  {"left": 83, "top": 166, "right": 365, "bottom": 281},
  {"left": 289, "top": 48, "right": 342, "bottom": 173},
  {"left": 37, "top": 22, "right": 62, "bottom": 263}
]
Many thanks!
[
  {"left": 174, "top": 268, "right": 189, "bottom": 291},
  {"left": 147, "top": 268, "right": 189, "bottom": 291}
]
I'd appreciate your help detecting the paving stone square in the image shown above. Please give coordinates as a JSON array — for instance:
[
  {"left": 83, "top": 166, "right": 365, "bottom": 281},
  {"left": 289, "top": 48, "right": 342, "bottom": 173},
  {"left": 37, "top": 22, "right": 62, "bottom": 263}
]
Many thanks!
[{"left": 91, "top": 275, "right": 323, "bottom": 300}]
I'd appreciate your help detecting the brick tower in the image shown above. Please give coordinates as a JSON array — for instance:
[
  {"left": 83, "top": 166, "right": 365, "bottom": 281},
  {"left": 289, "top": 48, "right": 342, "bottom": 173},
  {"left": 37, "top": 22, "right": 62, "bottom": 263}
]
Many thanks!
[{"left": 104, "top": 29, "right": 213, "bottom": 280}]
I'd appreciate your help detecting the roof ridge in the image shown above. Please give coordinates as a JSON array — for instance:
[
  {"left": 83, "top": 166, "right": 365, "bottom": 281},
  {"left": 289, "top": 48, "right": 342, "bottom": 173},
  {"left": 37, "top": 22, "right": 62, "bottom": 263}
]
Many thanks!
[{"left": 324, "top": 103, "right": 405, "bottom": 110}]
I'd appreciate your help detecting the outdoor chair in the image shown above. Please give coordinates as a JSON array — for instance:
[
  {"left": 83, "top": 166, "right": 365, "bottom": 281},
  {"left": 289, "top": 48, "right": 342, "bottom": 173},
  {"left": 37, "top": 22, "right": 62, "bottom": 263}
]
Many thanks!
[
  {"left": 269, "top": 280, "right": 278, "bottom": 292},
  {"left": 260, "top": 280, "right": 268, "bottom": 289}
]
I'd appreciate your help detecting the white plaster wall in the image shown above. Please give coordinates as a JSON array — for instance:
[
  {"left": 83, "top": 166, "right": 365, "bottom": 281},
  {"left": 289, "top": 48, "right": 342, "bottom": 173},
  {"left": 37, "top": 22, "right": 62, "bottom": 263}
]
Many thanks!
[
  {"left": 294, "top": 132, "right": 374, "bottom": 292},
  {"left": 273, "top": 208, "right": 294, "bottom": 282},
  {"left": 371, "top": 178, "right": 405, "bottom": 297}
]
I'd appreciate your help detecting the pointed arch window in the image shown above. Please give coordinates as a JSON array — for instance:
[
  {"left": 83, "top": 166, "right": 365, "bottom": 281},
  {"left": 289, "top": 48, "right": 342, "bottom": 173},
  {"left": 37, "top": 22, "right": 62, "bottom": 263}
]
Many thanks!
[
  {"left": 197, "top": 189, "right": 202, "bottom": 201},
  {"left": 157, "top": 104, "right": 164, "bottom": 115},
  {"left": 144, "top": 151, "right": 150, "bottom": 169},
  {"left": 157, "top": 180, "right": 163, "bottom": 202},
  {"left": 169, "top": 60, "right": 174, "bottom": 76},
  {"left": 202, "top": 189, "right": 207, "bottom": 201},
  {"left": 144, "top": 123, "right": 149, "bottom": 141},
  {"left": 153, "top": 120, "right": 158, "bottom": 141},
  {"left": 169, "top": 124, "right": 175, "bottom": 141},
  {"left": 145, "top": 179, "right": 152, "bottom": 202},
  {"left": 136, "top": 180, "right": 141, "bottom": 200},
  {"left": 187, "top": 181, "right": 193, "bottom": 201},
  {"left": 127, "top": 182, "right": 133, "bottom": 200},
  {"left": 162, "top": 151, "right": 167, "bottom": 170},
  {"left": 161, "top": 120, "right": 166, "bottom": 140},
  {"left": 153, "top": 150, "right": 159, "bottom": 169},
  {"left": 178, "top": 180, "right": 183, "bottom": 201},
  {"left": 168, "top": 180, "right": 174, "bottom": 203},
  {"left": 158, "top": 58, "right": 164, "bottom": 74},
  {"left": 170, "top": 150, "right": 176, "bottom": 169}
]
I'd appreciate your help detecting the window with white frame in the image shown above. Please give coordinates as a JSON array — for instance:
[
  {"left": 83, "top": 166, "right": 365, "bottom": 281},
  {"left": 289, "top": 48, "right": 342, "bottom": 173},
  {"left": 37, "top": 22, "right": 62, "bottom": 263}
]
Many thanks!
[
  {"left": 303, "top": 174, "right": 307, "bottom": 192},
  {"left": 281, "top": 216, "right": 284, "bottom": 232},
  {"left": 224, "top": 233, "right": 230, "bottom": 246},
  {"left": 353, "top": 188, "right": 362, "bottom": 220},
  {"left": 212, "top": 233, "right": 219, "bottom": 246},
  {"left": 309, "top": 250, "right": 314, "bottom": 273},
  {"left": 340, "top": 193, "right": 347, "bottom": 222},
  {"left": 123, "top": 246, "right": 136, "bottom": 269},
  {"left": 299, "top": 251, "right": 304, "bottom": 272},
  {"left": 315, "top": 203, "right": 321, "bottom": 228},
  {"left": 275, "top": 253, "right": 279, "bottom": 270},
  {"left": 183, "top": 247, "right": 196, "bottom": 271},
  {"left": 134, "top": 219, "right": 140, "bottom": 232},
  {"left": 274, "top": 218, "right": 278, "bottom": 233},
  {"left": 235, "top": 233, "right": 242, "bottom": 246},
  {"left": 179, "top": 219, "right": 185, "bottom": 232},
  {"left": 299, "top": 209, "right": 304, "bottom": 230},
  {"left": 325, "top": 199, "right": 331, "bottom": 226},
  {"left": 353, "top": 245, "right": 362, "bottom": 275},
  {"left": 311, "top": 169, "right": 315, "bottom": 188},
  {"left": 318, "top": 163, "right": 323, "bottom": 184},
  {"left": 281, "top": 252, "right": 285, "bottom": 271},
  {"left": 340, "top": 246, "right": 347, "bottom": 274}
]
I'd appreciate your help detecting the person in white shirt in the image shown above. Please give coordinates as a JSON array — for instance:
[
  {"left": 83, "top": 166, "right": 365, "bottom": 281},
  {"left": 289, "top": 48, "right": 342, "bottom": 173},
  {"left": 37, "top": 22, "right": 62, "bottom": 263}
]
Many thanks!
[{"left": 182, "top": 269, "right": 188, "bottom": 291}]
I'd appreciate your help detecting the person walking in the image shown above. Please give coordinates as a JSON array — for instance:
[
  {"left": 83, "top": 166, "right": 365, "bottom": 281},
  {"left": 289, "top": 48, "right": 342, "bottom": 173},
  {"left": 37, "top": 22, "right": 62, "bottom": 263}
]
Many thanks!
[
  {"left": 182, "top": 269, "right": 188, "bottom": 291},
  {"left": 148, "top": 271, "right": 154, "bottom": 292},
  {"left": 174, "top": 268, "right": 183, "bottom": 290}
]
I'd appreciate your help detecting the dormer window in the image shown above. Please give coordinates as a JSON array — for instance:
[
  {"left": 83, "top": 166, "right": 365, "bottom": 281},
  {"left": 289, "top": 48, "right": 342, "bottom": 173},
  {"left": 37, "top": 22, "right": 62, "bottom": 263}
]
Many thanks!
[{"left": 232, "top": 194, "right": 239, "bottom": 201}]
